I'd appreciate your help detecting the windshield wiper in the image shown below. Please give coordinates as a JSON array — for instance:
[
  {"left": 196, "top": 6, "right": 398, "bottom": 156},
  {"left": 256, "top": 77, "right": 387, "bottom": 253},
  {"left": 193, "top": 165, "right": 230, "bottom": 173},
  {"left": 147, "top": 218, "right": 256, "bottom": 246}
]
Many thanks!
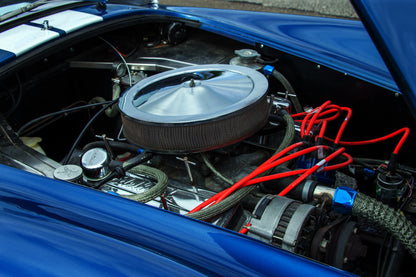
[{"left": 0, "top": 0, "right": 50, "bottom": 23}]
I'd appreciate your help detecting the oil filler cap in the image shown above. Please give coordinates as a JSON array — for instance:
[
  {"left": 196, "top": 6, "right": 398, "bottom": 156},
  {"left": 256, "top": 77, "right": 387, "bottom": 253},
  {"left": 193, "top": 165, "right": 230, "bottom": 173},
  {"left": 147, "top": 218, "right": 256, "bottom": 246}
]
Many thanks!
[{"left": 81, "top": 148, "right": 110, "bottom": 181}]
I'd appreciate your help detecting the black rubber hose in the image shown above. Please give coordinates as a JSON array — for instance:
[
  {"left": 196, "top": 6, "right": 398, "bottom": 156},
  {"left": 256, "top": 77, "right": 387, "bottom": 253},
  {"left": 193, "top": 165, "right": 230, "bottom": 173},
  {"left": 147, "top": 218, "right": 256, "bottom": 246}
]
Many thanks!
[
  {"left": 273, "top": 109, "right": 295, "bottom": 154},
  {"left": 83, "top": 141, "right": 140, "bottom": 154},
  {"left": 264, "top": 109, "right": 295, "bottom": 175},
  {"left": 352, "top": 192, "right": 416, "bottom": 259},
  {"left": 92, "top": 152, "right": 153, "bottom": 189},
  {"left": 62, "top": 99, "right": 118, "bottom": 164},
  {"left": 201, "top": 153, "right": 234, "bottom": 186},
  {"left": 271, "top": 69, "right": 303, "bottom": 113},
  {"left": 17, "top": 101, "right": 113, "bottom": 136}
]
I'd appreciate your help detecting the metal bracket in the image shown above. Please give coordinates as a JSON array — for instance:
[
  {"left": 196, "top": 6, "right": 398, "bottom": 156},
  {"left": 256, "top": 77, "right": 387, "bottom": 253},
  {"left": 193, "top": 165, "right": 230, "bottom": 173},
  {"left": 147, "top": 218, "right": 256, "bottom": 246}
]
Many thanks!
[{"left": 41, "top": 20, "right": 51, "bottom": 30}]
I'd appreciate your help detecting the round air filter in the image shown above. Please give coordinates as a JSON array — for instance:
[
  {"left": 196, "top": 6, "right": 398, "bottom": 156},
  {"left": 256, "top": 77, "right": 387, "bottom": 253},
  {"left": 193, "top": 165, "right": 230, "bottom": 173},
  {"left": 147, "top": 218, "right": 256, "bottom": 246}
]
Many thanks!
[{"left": 119, "top": 64, "right": 269, "bottom": 153}]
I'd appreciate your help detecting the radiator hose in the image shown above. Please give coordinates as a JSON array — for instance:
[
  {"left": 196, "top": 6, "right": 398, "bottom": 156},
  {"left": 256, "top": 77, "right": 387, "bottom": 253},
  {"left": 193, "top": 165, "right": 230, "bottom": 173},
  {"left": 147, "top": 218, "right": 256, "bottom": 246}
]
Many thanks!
[
  {"left": 266, "top": 66, "right": 303, "bottom": 113},
  {"left": 332, "top": 187, "right": 416, "bottom": 259},
  {"left": 352, "top": 192, "right": 416, "bottom": 258}
]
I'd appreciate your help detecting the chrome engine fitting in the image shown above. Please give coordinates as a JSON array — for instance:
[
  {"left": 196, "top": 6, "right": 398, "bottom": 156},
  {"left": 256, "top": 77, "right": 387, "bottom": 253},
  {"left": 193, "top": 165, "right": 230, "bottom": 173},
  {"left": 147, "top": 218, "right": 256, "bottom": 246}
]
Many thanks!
[
  {"left": 119, "top": 64, "right": 269, "bottom": 153},
  {"left": 81, "top": 148, "right": 111, "bottom": 181},
  {"left": 102, "top": 174, "right": 216, "bottom": 215},
  {"left": 100, "top": 170, "right": 239, "bottom": 228}
]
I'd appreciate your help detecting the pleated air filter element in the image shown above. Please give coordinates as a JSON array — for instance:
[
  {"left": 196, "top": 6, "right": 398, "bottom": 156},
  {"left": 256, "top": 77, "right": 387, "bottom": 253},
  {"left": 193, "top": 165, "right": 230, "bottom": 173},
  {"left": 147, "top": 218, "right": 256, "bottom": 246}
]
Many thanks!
[{"left": 119, "top": 64, "right": 269, "bottom": 153}]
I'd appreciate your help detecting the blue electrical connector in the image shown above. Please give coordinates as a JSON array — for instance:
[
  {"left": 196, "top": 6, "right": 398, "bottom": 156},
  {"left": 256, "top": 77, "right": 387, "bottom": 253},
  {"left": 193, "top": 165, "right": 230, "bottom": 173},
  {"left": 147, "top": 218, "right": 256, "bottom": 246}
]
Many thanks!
[
  {"left": 332, "top": 186, "right": 358, "bottom": 214},
  {"left": 363, "top": 168, "right": 375, "bottom": 177},
  {"left": 263, "top": 65, "right": 275, "bottom": 76}
]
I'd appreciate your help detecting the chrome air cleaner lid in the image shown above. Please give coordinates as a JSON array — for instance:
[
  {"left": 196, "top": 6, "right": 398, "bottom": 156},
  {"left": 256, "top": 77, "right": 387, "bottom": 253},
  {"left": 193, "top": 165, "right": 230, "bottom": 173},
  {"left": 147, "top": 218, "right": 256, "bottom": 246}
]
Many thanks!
[{"left": 119, "top": 64, "right": 269, "bottom": 153}]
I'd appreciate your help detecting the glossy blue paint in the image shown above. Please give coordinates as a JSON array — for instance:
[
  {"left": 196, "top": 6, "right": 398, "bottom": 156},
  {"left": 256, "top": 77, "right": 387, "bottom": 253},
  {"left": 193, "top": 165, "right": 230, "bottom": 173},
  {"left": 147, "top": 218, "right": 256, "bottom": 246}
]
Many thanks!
[
  {"left": 351, "top": 0, "right": 416, "bottom": 117},
  {"left": 74, "top": 3, "right": 194, "bottom": 21},
  {"left": 74, "top": 3, "right": 146, "bottom": 18},
  {"left": 0, "top": 164, "right": 355, "bottom": 276},
  {"left": 0, "top": 3, "right": 400, "bottom": 96},
  {"left": 78, "top": 3, "right": 401, "bottom": 93},
  {"left": 0, "top": 3, "right": 405, "bottom": 275},
  {"left": 164, "top": 6, "right": 398, "bottom": 94},
  {"left": 0, "top": 49, "right": 14, "bottom": 66}
]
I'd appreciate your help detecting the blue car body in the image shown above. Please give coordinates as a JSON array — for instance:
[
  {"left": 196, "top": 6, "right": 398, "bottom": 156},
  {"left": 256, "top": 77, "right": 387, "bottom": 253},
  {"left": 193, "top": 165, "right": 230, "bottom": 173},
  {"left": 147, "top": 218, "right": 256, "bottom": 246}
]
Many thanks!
[
  {"left": 0, "top": 0, "right": 414, "bottom": 276},
  {"left": 0, "top": 164, "right": 354, "bottom": 276}
]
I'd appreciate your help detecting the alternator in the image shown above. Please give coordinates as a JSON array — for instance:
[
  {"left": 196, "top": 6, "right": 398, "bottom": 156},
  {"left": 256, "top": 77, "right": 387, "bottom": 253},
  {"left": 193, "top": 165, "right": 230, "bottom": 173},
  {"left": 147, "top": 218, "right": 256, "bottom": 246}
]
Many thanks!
[{"left": 247, "top": 195, "right": 316, "bottom": 254}]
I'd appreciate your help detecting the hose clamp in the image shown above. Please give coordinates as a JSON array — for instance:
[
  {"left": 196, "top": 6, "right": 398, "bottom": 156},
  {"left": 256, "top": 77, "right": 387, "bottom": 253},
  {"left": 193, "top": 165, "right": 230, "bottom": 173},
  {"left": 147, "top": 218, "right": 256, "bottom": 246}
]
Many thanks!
[
  {"left": 263, "top": 65, "right": 275, "bottom": 76},
  {"left": 332, "top": 186, "right": 357, "bottom": 214}
]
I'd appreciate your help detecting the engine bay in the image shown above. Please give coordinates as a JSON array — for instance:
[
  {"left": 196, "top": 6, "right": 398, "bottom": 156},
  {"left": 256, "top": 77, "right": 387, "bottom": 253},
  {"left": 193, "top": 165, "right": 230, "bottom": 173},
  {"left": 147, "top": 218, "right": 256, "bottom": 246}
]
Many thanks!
[{"left": 1, "top": 20, "right": 415, "bottom": 276}]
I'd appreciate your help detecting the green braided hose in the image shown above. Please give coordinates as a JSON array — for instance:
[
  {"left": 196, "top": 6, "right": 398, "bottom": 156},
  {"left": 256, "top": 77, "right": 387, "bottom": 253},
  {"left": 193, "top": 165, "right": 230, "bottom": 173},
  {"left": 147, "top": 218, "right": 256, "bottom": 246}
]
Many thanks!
[
  {"left": 352, "top": 192, "right": 416, "bottom": 259},
  {"left": 124, "top": 165, "right": 168, "bottom": 203}
]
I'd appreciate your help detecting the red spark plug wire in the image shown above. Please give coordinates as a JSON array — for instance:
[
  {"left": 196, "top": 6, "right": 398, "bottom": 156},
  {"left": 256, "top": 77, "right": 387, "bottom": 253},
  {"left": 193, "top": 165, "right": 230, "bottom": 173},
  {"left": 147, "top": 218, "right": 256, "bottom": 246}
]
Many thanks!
[
  {"left": 278, "top": 147, "right": 345, "bottom": 196},
  {"left": 299, "top": 103, "right": 352, "bottom": 141},
  {"left": 293, "top": 108, "right": 341, "bottom": 123},
  {"left": 189, "top": 143, "right": 352, "bottom": 214},
  {"left": 214, "top": 145, "right": 329, "bottom": 204},
  {"left": 323, "top": 127, "right": 410, "bottom": 155},
  {"left": 239, "top": 223, "right": 251, "bottom": 234},
  {"left": 300, "top": 107, "right": 318, "bottom": 138},
  {"left": 318, "top": 120, "right": 328, "bottom": 139},
  {"left": 190, "top": 143, "right": 329, "bottom": 213},
  {"left": 324, "top": 152, "right": 353, "bottom": 171},
  {"left": 237, "top": 149, "right": 349, "bottom": 235},
  {"left": 291, "top": 111, "right": 309, "bottom": 118},
  {"left": 304, "top": 101, "right": 331, "bottom": 138},
  {"left": 243, "top": 152, "right": 352, "bottom": 186},
  {"left": 334, "top": 106, "right": 352, "bottom": 144},
  {"left": 315, "top": 110, "right": 342, "bottom": 123},
  {"left": 233, "top": 101, "right": 408, "bottom": 236}
]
